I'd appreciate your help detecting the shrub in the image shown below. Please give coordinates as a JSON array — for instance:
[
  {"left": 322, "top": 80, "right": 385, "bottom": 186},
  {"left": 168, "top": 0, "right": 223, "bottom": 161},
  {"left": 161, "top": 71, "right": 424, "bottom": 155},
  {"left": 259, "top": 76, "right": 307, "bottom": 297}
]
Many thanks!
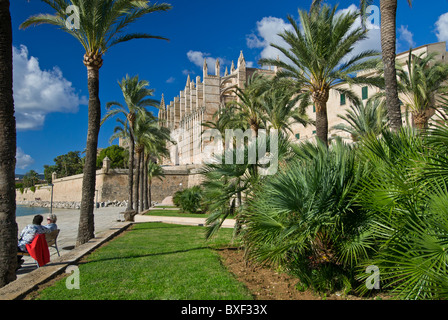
[
  {"left": 173, "top": 186, "right": 204, "bottom": 214},
  {"left": 242, "top": 139, "right": 374, "bottom": 294},
  {"left": 355, "top": 127, "right": 448, "bottom": 299}
]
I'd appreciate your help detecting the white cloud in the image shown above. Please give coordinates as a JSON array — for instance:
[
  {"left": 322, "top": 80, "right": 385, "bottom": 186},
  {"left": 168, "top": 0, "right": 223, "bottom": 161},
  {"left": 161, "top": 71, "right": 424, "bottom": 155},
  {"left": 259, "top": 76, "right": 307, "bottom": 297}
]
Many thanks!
[
  {"left": 335, "top": 4, "right": 382, "bottom": 63},
  {"left": 398, "top": 25, "right": 416, "bottom": 50},
  {"left": 435, "top": 12, "right": 448, "bottom": 46},
  {"left": 246, "top": 16, "right": 294, "bottom": 63},
  {"left": 166, "top": 76, "right": 176, "bottom": 84},
  {"left": 246, "top": 5, "right": 382, "bottom": 68},
  {"left": 186, "top": 50, "right": 228, "bottom": 75},
  {"left": 246, "top": 61, "right": 255, "bottom": 68},
  {"left": 16, "top": 147, "right": 34, "bottom": 170},
  {"left": 13, "top": 45, "right": 87, "bottom": 131}
]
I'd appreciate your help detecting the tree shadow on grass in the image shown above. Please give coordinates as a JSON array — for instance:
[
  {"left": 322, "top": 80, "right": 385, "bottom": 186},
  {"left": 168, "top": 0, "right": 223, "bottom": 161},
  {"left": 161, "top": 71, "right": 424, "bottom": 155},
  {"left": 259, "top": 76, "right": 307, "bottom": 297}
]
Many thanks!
[{"left": 78, "top": 246, "right": 209, "bottom": 265}]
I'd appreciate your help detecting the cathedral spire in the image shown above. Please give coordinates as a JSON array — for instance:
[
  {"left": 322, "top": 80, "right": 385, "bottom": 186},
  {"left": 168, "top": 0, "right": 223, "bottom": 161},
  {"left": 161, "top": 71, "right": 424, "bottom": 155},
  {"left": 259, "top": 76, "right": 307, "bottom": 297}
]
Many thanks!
[
  {"left": 160, "top": 93, "right": 165, "bottom": 110},
  {"left": 237, "top": 50, "right": 246, "bottom": 68},
  {"left": 215, "top": 58, "right": 220, "bottom": 76},
  {"left": 203, "top": 58, "right": 208, "bottom": 76}
]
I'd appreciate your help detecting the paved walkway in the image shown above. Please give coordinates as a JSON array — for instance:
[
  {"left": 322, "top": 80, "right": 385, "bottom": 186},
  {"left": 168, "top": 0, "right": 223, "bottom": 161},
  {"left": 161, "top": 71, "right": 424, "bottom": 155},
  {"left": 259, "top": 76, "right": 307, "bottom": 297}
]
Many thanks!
[
  {"left": 135, "top": 207, "right": 236, "bottom": 228},
  {"left": 14, "top": 206, "right": 128, "bottom": 277},
  {"left": 0, "top": 206, "right": 236, "bottom": 300}
]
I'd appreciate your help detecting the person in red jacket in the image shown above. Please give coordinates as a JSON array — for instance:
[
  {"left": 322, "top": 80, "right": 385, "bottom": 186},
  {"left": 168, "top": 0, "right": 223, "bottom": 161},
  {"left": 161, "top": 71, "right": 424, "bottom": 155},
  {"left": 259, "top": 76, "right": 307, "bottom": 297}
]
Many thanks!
[{"left": 17, "top": 215, "right": 51, "bottom": 269}]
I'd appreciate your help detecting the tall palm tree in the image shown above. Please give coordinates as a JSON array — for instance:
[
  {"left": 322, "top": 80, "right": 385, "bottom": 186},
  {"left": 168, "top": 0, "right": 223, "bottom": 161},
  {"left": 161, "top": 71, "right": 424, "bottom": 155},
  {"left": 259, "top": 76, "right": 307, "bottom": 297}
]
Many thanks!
[
  {"left": 21, "top": 0, "right": 172, "bottom": 245},
  {"left": 146, "top": 161, "right": 164, "bottom": 209},
  {"left": 380, "top": 0, "right": 412, "bottom": 131},
  {"left": 313, "top": 0, "right": 410, "bottom": 131},
  {"left": 260, "top": 4, "right": 382, "bottom": 146},
  {"left": 311, "top": 0, "right": 374, "bottom": 28},
  {"left": 102, "top": 75, "right": 160, "bottom": 212},
  {"left": 132, "top": 110, "right": 170, "bottom": 213},
  {"left": 396, "top": 49, "right": 448, "bottom": 130},
  {"left": 0, "top": 0, "right": 18, "bottom": 288},
  {"left": 142, "top": 130, "right": 169, "bottom": 210}
]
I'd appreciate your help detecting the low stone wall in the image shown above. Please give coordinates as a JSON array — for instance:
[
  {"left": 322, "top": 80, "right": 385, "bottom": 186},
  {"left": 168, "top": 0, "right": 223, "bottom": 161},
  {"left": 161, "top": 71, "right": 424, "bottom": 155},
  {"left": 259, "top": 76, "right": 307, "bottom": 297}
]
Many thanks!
[
  {"left": 16, "top": 165, "right": 206, "bottom": 206},
  {"left": 17, "top": 199, "right": 128, "bottom": 210}
]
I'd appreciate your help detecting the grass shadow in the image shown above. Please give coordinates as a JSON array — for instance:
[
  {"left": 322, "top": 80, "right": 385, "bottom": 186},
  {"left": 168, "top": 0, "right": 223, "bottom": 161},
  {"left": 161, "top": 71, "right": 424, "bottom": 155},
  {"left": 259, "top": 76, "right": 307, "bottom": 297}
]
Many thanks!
[{"left": 78, "top": 246, "right": 209, "bottom": 265}]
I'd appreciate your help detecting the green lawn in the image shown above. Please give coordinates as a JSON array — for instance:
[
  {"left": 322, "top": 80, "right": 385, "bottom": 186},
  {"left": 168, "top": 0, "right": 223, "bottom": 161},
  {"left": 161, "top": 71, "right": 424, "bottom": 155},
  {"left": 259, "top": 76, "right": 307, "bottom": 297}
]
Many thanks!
[
  {"left": 145, "top": 208, "right": 208, "bottom": 218},
  {"left": 33, "top": 222, "right": 252, "bottom": 300}
]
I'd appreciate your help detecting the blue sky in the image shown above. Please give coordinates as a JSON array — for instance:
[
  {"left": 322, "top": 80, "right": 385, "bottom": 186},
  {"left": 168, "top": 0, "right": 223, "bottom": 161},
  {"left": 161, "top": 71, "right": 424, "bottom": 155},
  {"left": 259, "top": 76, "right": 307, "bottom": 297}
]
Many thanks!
[{"left": 10, "top": 0, "right": 448, "bottom": 174}]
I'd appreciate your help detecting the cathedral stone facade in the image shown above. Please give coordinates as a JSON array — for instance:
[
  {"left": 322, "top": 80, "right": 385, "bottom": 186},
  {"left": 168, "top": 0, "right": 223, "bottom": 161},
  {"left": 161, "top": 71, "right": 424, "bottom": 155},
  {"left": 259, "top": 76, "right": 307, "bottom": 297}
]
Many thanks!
[{"left": 158, "top": 51, "right": 275, "bottom": 166}]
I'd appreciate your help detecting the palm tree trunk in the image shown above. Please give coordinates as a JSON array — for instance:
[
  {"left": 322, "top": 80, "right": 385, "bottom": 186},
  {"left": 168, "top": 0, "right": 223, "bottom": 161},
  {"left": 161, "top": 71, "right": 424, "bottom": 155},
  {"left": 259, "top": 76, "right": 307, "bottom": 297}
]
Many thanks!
[
  {"left": 139, "top": 154, "right": 144, "bottom": 213},
  {"left": 143, "top": 155, "right": 149, "bottom": 210},
  {"left": 148, "top": 179, "right": 152, "bottom": 209},
  {"left": 380, "top": 0, "right": 402, "bottom": 131},
  {"left": 134, "top": 149, "right": 141, "bottom": 213},
  {"left": 250, "top": 122, "right": 259, "bottom": 138},
  {"left": 413, "top": 112, "right": 428, "bottom": 131},
  {"left": 77, "top": 64, "right": 101, "bottom": 246},
  {"left": 0, "top": 0, "right": 18, "bottom": 288},
  {"left": 127, "top": 134, "right": 134, "bottom": 211},
  {"left": 313, "top": 89, "right": 329, "bottom": 146}
]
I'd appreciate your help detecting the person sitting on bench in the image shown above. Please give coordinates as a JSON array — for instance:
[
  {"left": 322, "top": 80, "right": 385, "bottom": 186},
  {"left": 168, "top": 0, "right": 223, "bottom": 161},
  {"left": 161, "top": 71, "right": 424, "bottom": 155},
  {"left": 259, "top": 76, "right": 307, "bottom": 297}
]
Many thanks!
[
  {"left": 44, "top": 214, "right": 58, "bottom": 232},
  {"left": 17, "top": 214, "right": 51, "bottom": 269}
]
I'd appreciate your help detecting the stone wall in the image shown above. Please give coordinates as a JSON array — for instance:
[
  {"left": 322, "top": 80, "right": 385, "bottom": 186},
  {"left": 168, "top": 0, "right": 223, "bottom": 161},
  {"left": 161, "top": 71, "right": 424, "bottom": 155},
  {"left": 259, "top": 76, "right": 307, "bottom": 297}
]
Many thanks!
[
  {"left": 16, "top": 168, "right": 129, "bottom": 203},
  {"left": 150, "top": 164, "right": 204, "bottom": 203},
  {"left": 16, "top": 164, "right": 205, "bottom": 205}
]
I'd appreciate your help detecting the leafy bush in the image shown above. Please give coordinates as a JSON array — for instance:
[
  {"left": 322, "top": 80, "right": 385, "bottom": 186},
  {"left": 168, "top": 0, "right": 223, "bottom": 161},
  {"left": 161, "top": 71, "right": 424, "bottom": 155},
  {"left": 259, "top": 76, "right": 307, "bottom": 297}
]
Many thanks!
[
  {"left": 242, "top": 139, "right": 373, "bottom": 294},
  {"left": 173, "top": 186, "right": 204, "bottom": 214},
  {"left": 355, "top": 127, "right": 448, "bottom": 299}
]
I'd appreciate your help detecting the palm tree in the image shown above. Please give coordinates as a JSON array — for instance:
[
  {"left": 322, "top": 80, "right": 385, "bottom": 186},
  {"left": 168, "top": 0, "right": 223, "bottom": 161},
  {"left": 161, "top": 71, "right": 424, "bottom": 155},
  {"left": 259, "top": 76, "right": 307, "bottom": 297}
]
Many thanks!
[
  {"left": 102, "top": 75, "right": 160, "bottom": 212},
  {"left": 132, "top": 110, "right": 170, "bottom": 213},
  {"left": 201, "top": 106, "right": 244, "bottom": 154},
  {"left": 260, "top": 4, "right": 382, "bottom": 146},
  {"left": 396, "top": 49, "right": 448, "bottom": 130},
  {"left": 313, "top": 0, "right": 413, "bottom": 131},
  {"left": 356, "top": 127, "right": 448, "bottom": 299},
  {"left": 0, "top": 0, "right": 18, "bottom": 288},
  {"left": 380, "top": 0, "right": 412, "bottom": 131},
  {"left": 227, "top": 73, "right": 269, "bottom": 138},
  {"left": 201, "top": 132, "right": 293, "bottom": 239},
  {"left": 312, "top": 0, "right": 375, "bottom": 28},
  {"left": 146, "top": 161, "right": 164, "bottom": 209},
  {"left": 143, "top": 130, "right": 169, "bottom": 210},
  {"left": 259, "top": 78, "right": 312, "bottom": 135},
  {"left": 21, "top": 0, "right": 172, "bottom": 245},
  {"left": 242, "top": 139, "right": 373, "bottom": 293},
  {"left": 332, "top": 98, "right": 388, "bottom": 142}
]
